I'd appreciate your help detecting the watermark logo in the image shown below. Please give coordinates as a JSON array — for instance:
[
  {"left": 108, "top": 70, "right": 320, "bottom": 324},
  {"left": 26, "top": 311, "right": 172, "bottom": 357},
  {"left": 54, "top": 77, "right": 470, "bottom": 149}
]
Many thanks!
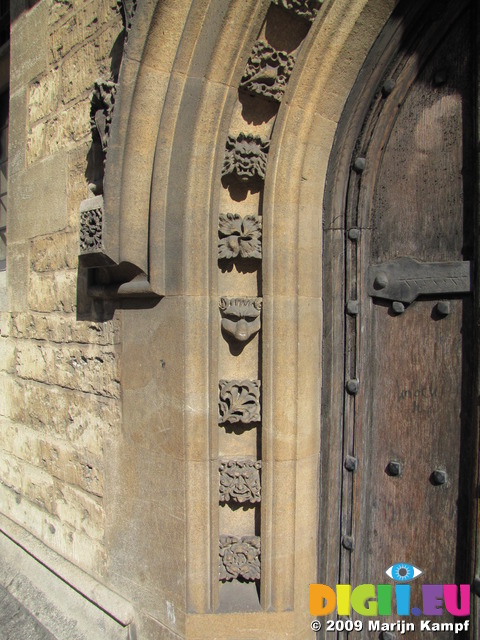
[{"left": 309, "top": 563, "right": 470, "bottom": 634}]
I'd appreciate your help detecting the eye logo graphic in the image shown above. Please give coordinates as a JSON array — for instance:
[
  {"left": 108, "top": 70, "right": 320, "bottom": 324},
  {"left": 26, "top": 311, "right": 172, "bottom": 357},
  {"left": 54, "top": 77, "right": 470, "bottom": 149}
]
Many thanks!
[
  {"left": 309, "top": 562, "right": 470, "bottom": 617},
  {"left": 386, "top": 563, "right": 423, "bottom": 582}
]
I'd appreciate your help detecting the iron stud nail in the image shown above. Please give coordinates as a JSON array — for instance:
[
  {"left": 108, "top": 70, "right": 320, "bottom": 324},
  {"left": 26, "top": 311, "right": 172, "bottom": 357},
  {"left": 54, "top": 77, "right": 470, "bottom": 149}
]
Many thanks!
[
  {"left": 386, "top": 460, "right": 402, "bottom": 477},
  {"left": 436, "top": 301, "right": 451, "bottom": 316},
  {"left": 392, "top": 301, "right": 405, "bottom": 314},
  {"left": 344, "top": 455, "right": 358, "bottom": 472},
  {"left": 431, "top": 469, "right": 447, "bottom": 486},
  {"left": 348, "top": 228, "right": 360, "bottom": 241},
  {"left": 346, "top": 378, "right": 359, "bottom": 395},
  {"left": 434, "top": 69, "right": 447, "bottom": 85},
  {"left": 346, "top": 300, "right": 359, "bottom": 315},
  {"left": 342, "top": 535, "right": 355, "bottom": 551},
  {"left": 382, "top": 78, "right": 396, "bottom": 96},
  {"left": 353, "top": 156, "right": 366, "bottom": 173},
  {"left": 374, "top": 272, "right": 388, "bottom": 289}
]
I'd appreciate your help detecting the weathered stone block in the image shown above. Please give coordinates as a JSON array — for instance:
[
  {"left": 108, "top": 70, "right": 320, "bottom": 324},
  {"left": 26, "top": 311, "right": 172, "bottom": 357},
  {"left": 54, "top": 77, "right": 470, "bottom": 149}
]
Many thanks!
[
  {"left": 39, "top": 438, "right": 104, "bottom": 497},
  {"left": 0, "top": 312, "right": 12, "bottom": 337},
  {"left": 55, "top": 483, "right": 105, "bottom": 541},
  {"left": 9, "top": 87, "right": 27, "bottom": 177},
  {"left": 21, "top": 463, "right": 57, "bottom": 515},
  {"left": 30, "top": 233, "right": 79, "bottom": 272},
  {"left": 0, "top": 338, "right": 15, "bottom": 373},
  {"left": 8, "top": 155, "right": 68, "bottom": 243},
  {"left": 0, "top": 419, "right": 42, "bottom": 467},
  {"left": 24, "top": 382, "right": 119, "bottom": 457},
  {"left": 10, "top": 1, "right": 48, "bottom": 91},
  {"left": 28, "top": 69, "right": 61, "bottom": 125},
  {"left": 0, "top": 376, "right": 26, "bottom": 423},
  {"left": 49, "top": 0, "right": 121, "bottom": 65},
  {"left": 0, "top": 450, "right": 24, "bottom": 494},
  {"left": 12, "top": 311, "right": 119, "bottom": 346},
  {"left": 16, "top": 341, "right": 120, "bottom": 399},
  {"left": 27, "top": 100, "right": 91, "bottom": 163},
  {"left": 28, "top": 270, "right": 77, "bottom": 313}
]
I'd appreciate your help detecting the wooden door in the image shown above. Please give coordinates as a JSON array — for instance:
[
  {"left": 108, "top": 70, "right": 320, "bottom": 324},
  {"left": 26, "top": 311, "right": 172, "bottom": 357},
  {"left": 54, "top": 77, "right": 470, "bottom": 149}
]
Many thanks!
[{"left": 322, "top": 0, "right": 478, "bottom": 637}]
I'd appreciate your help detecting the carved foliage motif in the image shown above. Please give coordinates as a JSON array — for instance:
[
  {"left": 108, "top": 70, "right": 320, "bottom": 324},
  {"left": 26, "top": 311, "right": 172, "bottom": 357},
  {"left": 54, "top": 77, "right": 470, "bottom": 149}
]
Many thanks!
[
  {"left": 240, "top": 41, "right": 295, "bottom": 102},
  {"left": 91, "top": 79, "right": 117, "bottom": 152},
  {"left": 218, "top": 214, "right": 262, "bottom": 260},
  {"left": 219, "top": 535, "right": 261, "bottom": 581},
  {"left": 219, "top": 297, "right": 262, "bottom": 343},
  {"left": 272, "top": 0, "right": 322, "bottom": 21},
  {"left": 219, "top": 460, "right": 262, "bottom": 504},
  {"left": 219, "top": 380, "right": 261, "bottom": 424},
  {"left": 222, "top": 133, "right": 270, "bottom": 183},
  {"left": 79, "top": 195, "right": 104, "bottom": 254}
]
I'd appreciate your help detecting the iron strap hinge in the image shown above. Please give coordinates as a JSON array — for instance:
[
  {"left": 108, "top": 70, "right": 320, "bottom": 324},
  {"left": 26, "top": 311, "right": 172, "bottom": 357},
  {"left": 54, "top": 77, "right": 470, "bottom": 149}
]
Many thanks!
[{"left": 367, "top": 257, "right": 472, "bottom": 304}]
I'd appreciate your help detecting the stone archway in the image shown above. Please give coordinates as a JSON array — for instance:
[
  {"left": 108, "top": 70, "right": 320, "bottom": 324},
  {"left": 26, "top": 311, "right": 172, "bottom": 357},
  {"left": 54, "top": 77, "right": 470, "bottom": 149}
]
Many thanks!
[{"left": 81, "top": 1, "right": 402, "bottom": 637}]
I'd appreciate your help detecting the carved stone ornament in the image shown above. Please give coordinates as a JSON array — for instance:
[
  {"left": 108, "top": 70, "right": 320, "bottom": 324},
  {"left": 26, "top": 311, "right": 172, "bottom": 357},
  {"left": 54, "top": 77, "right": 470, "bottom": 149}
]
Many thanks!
[
  {"left": 272, "top": 0, "right": 322, "bottom": 21},
  {"left": 240, "top": 41, "right": 295, "bottom": 102},
  {"left": 90, "top": 79, "right": 117, "bottom": 153},
  {"left": 218, "top": 213, "right": 262, "bottom": 260},
  {"left": 79, "top": 195, "right": 104, "bottom": 255},
  {"left": 218, "top": 379, "right": 261, "bottom": 424},
  {"left": 219, "top": 459, "right": 262, "bottom": 504},
  {"left": 219, "top": 297, "right": 262, "bottom": 342},
  {"left": 222, "top": 133, "right": 269, "bottom": 183},
  {"left": 118, "top": 0, "right": 137, "bottom": 32},
  {"left": 219, "top": 535, "right": 261, "bottom": 582}
]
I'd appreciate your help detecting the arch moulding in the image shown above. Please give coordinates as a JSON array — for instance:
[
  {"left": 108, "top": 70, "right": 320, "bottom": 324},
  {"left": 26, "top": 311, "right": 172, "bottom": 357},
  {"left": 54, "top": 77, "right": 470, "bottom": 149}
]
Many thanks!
[{"left": 90, "top": 1, "right": 398, "bottom": 637}]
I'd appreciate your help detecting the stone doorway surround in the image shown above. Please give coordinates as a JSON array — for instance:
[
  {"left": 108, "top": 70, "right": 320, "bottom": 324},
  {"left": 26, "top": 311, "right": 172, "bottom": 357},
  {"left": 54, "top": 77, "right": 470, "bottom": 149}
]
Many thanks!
[{"left": 80, "top": 0, "right": 400, "bottom": 637}]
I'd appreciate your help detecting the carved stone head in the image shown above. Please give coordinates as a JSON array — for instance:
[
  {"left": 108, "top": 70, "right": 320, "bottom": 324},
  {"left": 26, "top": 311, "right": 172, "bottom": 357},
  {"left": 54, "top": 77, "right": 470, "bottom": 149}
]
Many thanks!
[{"left": 219, "top": 297, "right": 262, "bottom": 342}]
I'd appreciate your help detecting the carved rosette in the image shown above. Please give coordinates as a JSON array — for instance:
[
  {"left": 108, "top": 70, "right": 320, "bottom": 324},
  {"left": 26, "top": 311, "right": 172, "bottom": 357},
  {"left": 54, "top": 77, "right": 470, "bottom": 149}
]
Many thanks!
[
  {"left": 218, "top": 213, "right": 262, "bottom": 260},
  {"left": 90, "top": 79, "right": 117, "bottom": 153},
  {"left": 222, "top": 133, "right": 270, "bottom": 183},
  {"left": 219, "top": 297, "right": 262, "bottom": 343},
  {"left": 219, "top": 535, "right": 261, "bottom": 582},
  {"left": 272, "top": 0, "right": 322, "bottom": 21},
  {"left": 79, "top": 195, "right": 104, "bottom": 254},
  {"left": 240, "top": 41, "right": 295, "bottom": 102},
  {"left": 218, "top": 379, "right": 261, "bottom": 424},
  {"left": 219, "top": 459, "right": 262, "bottom": 504}
]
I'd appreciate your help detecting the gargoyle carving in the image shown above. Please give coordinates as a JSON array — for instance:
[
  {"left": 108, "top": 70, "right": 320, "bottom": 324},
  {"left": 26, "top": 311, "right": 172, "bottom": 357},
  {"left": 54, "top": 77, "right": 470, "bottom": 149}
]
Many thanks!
[
  {"left": 240, "top": 41, "right": 295, "bottom": 102},
  {"left": 219, "top": 459, "right": 262, "bottom": 504},
  {"left": 272, "top": 0, "right": 322, "bottom": 21},
  {"left": 218, "top": 214, "right": 262, "bottom": 260},
  {"left": 222, "top": 133, "right": 269, "bottom": 183},
  {"left": 219, "top": 535, "right": 261, "bottom": 582},
  {"left": 90, "top": 79, "right": 117, "bottom": 154},
  {"left": 219, "top": 297, "right": 262, "bottom": 343},
  {"left": 218, "top": 380, "right": 261, "bottom": 424}
]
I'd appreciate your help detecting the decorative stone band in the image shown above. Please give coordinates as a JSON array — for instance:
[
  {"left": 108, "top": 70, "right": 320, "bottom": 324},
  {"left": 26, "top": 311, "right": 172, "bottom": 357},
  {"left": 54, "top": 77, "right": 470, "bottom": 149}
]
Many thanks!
[
  {"left": 218, "top": 213, "right": 262, "bottom": 260},
  {"left": 219, "top": 535, "right": 261, "bottom": 582},
  {"left": 218, "top": 379, "right": 261, "bottom": 424},
  {"left": 219, "top": 459, "right": 262, "bottom": 504},
  {"left": 272, "top": 0, "right": 323, "bottom": 22},
  {"left": 222, "top": 133, "right": 270, "bottom": 183},
  {"left": 219, "top": 297, "right": 262, "bottom": 343},
  {"left": 240, "top": 41, "right": 295, "bottom": 102}
]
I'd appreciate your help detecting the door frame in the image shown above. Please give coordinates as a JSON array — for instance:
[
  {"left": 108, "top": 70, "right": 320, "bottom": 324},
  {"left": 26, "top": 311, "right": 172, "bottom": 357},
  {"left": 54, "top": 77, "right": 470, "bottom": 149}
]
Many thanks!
[{"left": 321, "top": 0, "right": 480, "bottom": 631}]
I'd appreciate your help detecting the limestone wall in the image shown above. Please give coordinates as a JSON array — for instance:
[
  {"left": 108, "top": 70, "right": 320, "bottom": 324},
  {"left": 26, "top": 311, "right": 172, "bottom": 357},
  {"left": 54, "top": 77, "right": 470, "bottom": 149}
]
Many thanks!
[{"left": 0, "top": 0, "right": 123, "bottom": 579}]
